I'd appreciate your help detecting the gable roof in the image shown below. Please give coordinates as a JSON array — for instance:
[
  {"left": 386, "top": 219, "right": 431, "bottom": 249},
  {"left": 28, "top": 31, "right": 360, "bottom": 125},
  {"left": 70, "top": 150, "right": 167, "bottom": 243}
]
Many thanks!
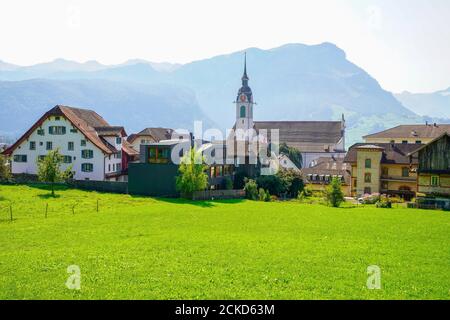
[
  {"left": 407, "top": 132, "right": 450, "bottom": 156},
  {"left": 94, "top": 126, "right": 127, "bottom": 137},
  {"left": 254, "top": 121, "right": 344, "bottom": 152},
  {"left": 3, "top": 105, "right": 121, "bottom": 155},
  {"left": 344, "top": 143, "right": 422, "bottom": 165},
  {"left": 122, "top": 140, "right": 139, "bottom": 156},
  {"left": 301, "top": 156, "right": 351, "bottom": 185},
  {"left": 363, "top": 124, "right": 450, "bottom": 140},
  {"left": 127, "top": 128, "right": 174, "bottom": 143}
]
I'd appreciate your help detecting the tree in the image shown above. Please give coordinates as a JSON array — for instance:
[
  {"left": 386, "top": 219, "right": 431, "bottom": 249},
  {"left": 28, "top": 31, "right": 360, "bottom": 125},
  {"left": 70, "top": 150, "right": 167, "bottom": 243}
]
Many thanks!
[
  {"left": 0, "top": 154, "right": 11, "bottom": 182},
  {"left": 279, "top": 143, "right": 303, "bottom": 169},
  {"left": 244, "top": 179, "right": 258, "bottom": 200},
  {"left": 176, "top": 147, "right": 208, "bottom": 199},
  {"left": 37, "top": 149, "right": 72, "bottom": 197},
  {"left": 256, "top": 175, "right": 285, "bottom": 196},
  {"left": 276, "top": 168, "right": 304, "bottom": 198},
  {"left": 325, "top": 177, "right": 345, "bottom": 207}
]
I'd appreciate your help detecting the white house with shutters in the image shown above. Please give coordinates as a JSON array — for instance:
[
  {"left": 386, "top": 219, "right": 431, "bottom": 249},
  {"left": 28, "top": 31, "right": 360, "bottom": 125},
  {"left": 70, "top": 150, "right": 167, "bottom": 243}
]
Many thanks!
[{"left": 2, "top": 105, "right": 137, "bottom": 181}]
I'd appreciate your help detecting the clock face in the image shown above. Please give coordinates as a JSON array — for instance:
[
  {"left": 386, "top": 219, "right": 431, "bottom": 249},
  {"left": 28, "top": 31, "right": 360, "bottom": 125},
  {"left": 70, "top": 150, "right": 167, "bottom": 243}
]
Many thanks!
[{"left": 240, "top": 94, "right": 246, "bottom": 102}]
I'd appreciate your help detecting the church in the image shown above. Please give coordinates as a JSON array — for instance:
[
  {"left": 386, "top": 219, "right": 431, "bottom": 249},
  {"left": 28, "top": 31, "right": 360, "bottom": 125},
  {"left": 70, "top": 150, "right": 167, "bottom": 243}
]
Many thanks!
[{"left": 227, "top": 54, "right": 346, "bottom": 170}]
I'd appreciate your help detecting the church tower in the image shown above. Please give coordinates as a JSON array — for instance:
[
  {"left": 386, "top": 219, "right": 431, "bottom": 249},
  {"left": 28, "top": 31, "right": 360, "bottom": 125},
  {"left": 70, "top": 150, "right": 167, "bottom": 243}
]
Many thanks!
[{"left": 235, "top": 53, "right": 254, "bottom": 135}]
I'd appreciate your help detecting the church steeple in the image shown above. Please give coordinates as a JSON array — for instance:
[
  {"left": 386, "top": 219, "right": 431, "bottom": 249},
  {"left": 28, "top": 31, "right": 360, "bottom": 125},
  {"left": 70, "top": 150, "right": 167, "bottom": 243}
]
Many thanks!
[
  {"left": 242, "top": 52, "right": 249, "bottom": 87},
  {"left": 235, "top": 52, "right": 254, "bottom": 134}
]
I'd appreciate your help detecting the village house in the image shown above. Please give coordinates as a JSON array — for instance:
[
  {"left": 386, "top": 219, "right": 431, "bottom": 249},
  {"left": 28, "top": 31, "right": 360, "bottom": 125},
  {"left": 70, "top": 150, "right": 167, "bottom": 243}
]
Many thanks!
[
  {"left": 344, "top": 143, "right": 421, "bottom": 200},
  {"left": 2, "top": 105, "right": 138, "bottom": 181},
  {"left": 408, "top": 133, "right": 450, "bottom": 209},
  {"left": 301, "top": 156, "right": 351, "bottom": 196},
  {"left": 363, "top": 124, "right": 450, "bottom": 145},
  {"left": 127, "top": 127, "right": 190, "bottom": 152}
]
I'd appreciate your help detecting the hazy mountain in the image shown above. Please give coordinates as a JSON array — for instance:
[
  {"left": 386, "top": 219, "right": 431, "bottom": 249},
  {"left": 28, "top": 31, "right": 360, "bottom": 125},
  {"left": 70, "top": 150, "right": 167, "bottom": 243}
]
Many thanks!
[
  {"left": 1, "top": 43, "right": 448, "bottom": 146},
  {"left": 395, "top": 88, "right": 450, "bottom": 118},
  {"left": 0, "top": 79, "right": 214, "bottom": 139}
]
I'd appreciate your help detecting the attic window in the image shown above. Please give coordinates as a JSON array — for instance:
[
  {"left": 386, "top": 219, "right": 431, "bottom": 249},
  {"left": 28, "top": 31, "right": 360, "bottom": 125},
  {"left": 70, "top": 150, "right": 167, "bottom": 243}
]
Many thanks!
[{"left": 55, "top": 116, "right": 61, "bottom": 121}]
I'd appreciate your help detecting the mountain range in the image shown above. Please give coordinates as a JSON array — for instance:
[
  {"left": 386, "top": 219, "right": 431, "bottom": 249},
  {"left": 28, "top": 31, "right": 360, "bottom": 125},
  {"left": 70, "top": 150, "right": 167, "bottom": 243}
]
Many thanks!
[
  {"left": 0, "top": 43, "right": 448, "bottom": 146},
  {"left": 395, "top": 88, "right": 450, "bottom": 119}
]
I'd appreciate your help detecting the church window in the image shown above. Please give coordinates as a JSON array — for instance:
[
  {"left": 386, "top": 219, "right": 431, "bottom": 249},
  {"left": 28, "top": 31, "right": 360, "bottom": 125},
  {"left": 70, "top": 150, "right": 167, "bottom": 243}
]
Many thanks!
[{"left": 240, "top": 105, "right": 246, "bottom": 118}]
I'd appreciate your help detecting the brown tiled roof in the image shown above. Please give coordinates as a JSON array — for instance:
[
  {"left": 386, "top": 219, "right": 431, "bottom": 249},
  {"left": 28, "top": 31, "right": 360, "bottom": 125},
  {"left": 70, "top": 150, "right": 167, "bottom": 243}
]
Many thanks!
[
  {"left": 344, "top": 143, "right": 422, "bottom": 165},
  {"left": 122, "top": 140, "right": 139, "bottom": 156},
  {"left": 363, "top": 124, "right": 450, "bottom": 140},
  {"left": 301, "top": 157, "right": 351, "bottom": 185},
  {"left": 3, "top": 105, "right": 119, "bottom": 155},
  {"left": 94, "top": 126, "right": 127, "bottom": 137},
  {"left": 254, "top": 121, "right": 344, "bottom": 152},
  {"left": 127, "top": 127, "right": 174, "bottom": 143}
]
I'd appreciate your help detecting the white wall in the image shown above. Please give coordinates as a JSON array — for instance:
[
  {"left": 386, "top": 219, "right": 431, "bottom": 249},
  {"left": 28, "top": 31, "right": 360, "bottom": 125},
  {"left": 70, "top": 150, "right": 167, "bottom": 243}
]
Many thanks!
[{"left": 11, "top": 115, "right": 107, "bottom": 181}]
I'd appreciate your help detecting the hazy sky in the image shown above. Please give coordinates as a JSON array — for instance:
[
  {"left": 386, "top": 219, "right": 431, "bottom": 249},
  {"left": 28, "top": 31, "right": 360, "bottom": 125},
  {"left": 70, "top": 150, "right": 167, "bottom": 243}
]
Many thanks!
[{"left": 0, "top": 0, "right": 449, "bottom": 93}]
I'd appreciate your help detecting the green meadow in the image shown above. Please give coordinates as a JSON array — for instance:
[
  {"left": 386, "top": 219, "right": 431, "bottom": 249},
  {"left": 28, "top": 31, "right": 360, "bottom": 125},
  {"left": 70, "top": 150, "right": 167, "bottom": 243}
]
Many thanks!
[{"left": 0, "top": 184, "right": 449, "bottom": 300}]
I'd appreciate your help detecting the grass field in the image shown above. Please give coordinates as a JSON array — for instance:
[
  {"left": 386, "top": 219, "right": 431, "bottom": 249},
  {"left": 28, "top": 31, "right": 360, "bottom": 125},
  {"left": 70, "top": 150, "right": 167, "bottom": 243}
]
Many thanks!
[{"left": 0, "top": 184, "right": 449, "bottom": 300}]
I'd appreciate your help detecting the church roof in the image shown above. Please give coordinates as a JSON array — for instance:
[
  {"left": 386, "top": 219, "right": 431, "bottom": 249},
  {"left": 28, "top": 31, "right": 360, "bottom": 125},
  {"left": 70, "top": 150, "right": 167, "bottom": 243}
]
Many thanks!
[{"left": 254, "top": 121, "right": 344, "bottom": 153}]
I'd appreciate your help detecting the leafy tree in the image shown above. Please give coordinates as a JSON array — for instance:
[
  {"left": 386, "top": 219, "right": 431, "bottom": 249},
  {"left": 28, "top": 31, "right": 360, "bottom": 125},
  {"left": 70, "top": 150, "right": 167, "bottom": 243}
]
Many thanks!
[
  {"left": 279, "top": 143, "right": 303, "bottom": 169},
  {"left": 176, "top": 147, "right": 208, "bottom": 199},
  {"left": 276, "top": 168, "right": 304, "bottom": 198},
  {"left": 325, "top": 177, "right": 345, "bottom": 207},
  {"left": 0, "top": 154, "right": 11, "bottom": 182},
  {"left": 256, "top": 175, "right": 285, "bottom": 196},
  {"left": 244, "top": 179, "right": 258, "bottom": 200},
  {"left": 37, "top": 149, "right": 73, "bottom": 197}
]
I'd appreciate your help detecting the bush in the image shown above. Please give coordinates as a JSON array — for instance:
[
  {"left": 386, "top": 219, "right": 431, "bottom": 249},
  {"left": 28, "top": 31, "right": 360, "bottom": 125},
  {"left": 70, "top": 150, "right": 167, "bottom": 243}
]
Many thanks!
[
  {"left": 0, "top": 154, "right": 11, "bottom": 182},
  {"left": 276, "top": 169, "right": 304, "bottom": 198},
  {"left": 244, "top": 179, "right": 258, "bottom": 200},
  {"left": 303, "top": 186, "right": 313, "bottom": 197},
  {"left": 258, "top": 188, "right": 268, "bottom": 202},
  {"left": 324, "top": 177, "right": 345, "bottom": 207},
  {"left": 256, "top": 175, "right": 285, "bottom": 196}
]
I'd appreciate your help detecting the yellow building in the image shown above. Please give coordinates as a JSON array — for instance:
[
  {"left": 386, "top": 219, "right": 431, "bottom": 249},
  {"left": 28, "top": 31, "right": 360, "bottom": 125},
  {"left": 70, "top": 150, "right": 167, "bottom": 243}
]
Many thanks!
[
  {"left": 363, "top": 124, "right": 450, "bottom": 145},
  {"left": 344, "top": 143, "right": 421, "bottom": 200}
]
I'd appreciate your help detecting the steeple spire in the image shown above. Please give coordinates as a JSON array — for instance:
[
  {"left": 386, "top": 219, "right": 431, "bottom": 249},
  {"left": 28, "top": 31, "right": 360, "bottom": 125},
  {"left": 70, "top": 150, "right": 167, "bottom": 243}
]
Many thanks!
[{"left": 242, "top": 52, "right": 249, "bottom": 86}]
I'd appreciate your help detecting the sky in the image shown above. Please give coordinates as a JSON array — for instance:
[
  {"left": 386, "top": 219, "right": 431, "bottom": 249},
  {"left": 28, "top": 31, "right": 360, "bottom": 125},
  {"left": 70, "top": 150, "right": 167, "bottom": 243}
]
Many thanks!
[{"left": 0, "top": 0, "right": 449, "bottom": 93}]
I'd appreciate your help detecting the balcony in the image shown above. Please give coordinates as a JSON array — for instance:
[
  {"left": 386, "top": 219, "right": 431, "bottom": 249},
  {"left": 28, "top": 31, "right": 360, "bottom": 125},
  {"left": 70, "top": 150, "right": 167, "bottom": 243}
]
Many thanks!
[{"left": 380, "top": 175, "right": 416, "bottom": 183}]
